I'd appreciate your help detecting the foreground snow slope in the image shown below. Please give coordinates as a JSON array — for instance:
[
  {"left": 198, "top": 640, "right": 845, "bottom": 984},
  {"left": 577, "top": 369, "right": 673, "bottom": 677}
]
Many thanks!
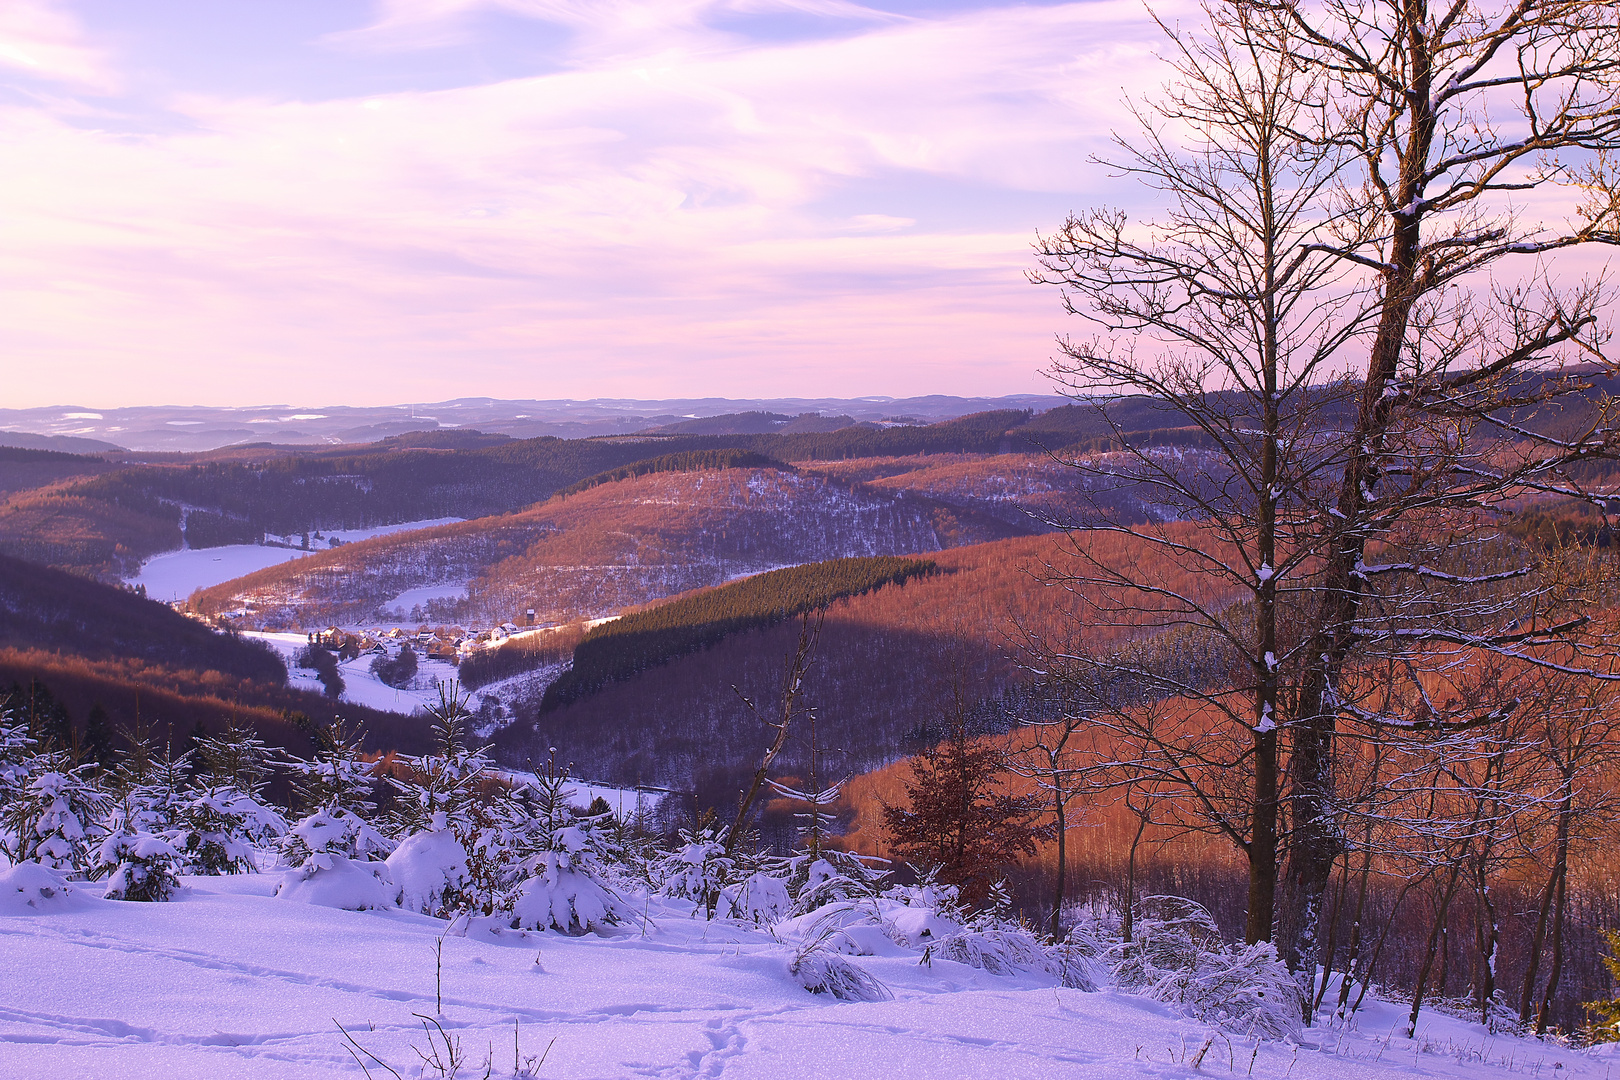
[{"left": 0, "top": 876, "right": 1608, "bottom": 1080}]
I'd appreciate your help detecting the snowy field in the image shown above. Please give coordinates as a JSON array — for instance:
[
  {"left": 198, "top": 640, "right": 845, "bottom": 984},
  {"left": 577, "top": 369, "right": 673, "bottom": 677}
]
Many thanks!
[
  {"left": 125, "top": 519, "right": 463, "bottom": 602},
  {"left": 385, "top": 581, "right": 471, "bottom": 616},
  {"left": 241, "top": 632, "right": 466, "bottom": 715},
  {"left": 1, "top": 874, "right": 1610, "bottom": 1080},
  {"left": 242, "top": 632, "right": 568, "bottom": 726}
]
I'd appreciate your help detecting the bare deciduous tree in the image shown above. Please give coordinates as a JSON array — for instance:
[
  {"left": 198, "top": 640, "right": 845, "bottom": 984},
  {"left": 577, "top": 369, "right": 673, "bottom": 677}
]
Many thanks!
[{"left": 1030, "top": 0, "right": 1620, "bottom": 976}]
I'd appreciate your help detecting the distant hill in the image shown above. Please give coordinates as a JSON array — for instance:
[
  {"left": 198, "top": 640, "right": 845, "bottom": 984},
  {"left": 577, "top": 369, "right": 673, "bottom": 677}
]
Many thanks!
[
  {"left": 0, "top": 552, "right": 283, "bottom": 679},
  {"left": 641, "top": 411, "right": 795, "bottom": 435},
  {"left": 0, "top": 431, "right": 124, "bottom": 454},
  {"left": 556, "top": 449, "right": 788, "bottom": 498},
  {"left": 0, "top": 408, "right": 1070, "bottom": 579},
  {"left": 0, "top": 395, "right": 1063, "bottom": 452},
  {"left": 0, "top": 446, "right": 117, "bottom": 498},
  {"left": 189, "top": 462, "right": 964, "bottom": 629},
  {"left": 9, "top": 376, "right": 1603, "bottom": 583}
]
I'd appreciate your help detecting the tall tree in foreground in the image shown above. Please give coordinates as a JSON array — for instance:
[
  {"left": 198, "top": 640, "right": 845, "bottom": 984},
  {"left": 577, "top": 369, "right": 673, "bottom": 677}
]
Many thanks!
[{"left": 1030, "top": 0, "right": 1620, "bottom": 970}]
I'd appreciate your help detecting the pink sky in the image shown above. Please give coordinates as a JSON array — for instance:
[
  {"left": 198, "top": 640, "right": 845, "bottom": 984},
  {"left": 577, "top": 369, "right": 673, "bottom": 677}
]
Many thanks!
[{"left": 0, "top": 0, "right": 1192, "bottom": 407}]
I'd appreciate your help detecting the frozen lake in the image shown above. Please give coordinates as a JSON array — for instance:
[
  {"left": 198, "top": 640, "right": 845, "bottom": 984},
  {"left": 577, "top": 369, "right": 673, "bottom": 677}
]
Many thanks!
[{"left": 125, "top": 518, "right": 462, "bottom": 602}]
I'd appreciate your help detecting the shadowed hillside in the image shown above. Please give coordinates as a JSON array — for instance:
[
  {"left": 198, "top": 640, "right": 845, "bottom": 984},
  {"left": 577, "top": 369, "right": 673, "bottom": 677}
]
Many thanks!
[
  {"left": 541, "top": 555, "right": 938, "bottom": 708},
  {"left": 0, "top": 552, "right": 431, "bottom": 756},
  {"left": 491, "top": 527, "right": 1239, "bottom": 798}
]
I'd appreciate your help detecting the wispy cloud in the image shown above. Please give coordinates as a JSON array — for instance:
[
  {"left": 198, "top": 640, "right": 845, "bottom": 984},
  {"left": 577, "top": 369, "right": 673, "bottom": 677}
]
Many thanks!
[
  {"left": 3, "top": 1, "right": 1180, "bottom": 406},
  {"left": 326, "top": 0, "right": 904, "bottom": 54},
  {"left": 0, "top": 0, "right": 116, "bottom": 91}
]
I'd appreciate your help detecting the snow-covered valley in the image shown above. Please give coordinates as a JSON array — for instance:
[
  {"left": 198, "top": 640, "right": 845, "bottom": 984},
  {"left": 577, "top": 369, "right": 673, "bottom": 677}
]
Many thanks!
[
  {"left": 126, "top": 519, "right": 465, "bottom": 603},
  {"left": 1, "top": 871, "right": 1608, "bottom": 1080}
]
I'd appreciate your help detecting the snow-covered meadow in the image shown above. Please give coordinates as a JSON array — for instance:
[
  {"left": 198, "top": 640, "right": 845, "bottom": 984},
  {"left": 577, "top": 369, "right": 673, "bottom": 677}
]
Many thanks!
[
  {"left": 239, "top": 632, "right": 575, "bottom": 741},
  {"left": 125, "top": 519, "right": 464, "bottom": 603},
  {"left": 2, "top": 869, "right": 1610, "bottom": 1080},
  {"left": 242, "top": 632, "right": 468, "bottom": 716}
]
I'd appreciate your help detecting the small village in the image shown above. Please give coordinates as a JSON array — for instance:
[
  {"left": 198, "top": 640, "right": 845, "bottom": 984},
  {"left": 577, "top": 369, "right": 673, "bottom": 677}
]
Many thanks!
[{"left": 304, "top": 615, "right": 543, "bottom": 666}]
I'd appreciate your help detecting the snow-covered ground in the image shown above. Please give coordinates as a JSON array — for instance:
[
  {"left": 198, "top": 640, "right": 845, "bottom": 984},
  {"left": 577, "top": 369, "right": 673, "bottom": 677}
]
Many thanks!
[
  {"left": 1, "top": 874, "right": 1609, "bottom": 1080},
  {"left": 384, "top": 581, "right": 470, "bottom": 615},
  {"left": 243, "top": 629, "right": 582, "bottom": 727},
  {"left": 125, "top": 518, "right": 463, "bottom": 602},
  {"left": 242, "top": 632, "right": 465, "bottom": 714}
]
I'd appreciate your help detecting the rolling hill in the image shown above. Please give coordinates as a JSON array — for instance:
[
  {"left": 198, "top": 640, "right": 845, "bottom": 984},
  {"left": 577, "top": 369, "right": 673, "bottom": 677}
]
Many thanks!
[
  {"left": 0, "top": 405, "right": 1165, "bottom": 581},
  {"left": 488, "top": 526, "right": 1239, "bottom": 803},
  {"left": 189, "top": 463, "right": 963, "bottom": 629}
]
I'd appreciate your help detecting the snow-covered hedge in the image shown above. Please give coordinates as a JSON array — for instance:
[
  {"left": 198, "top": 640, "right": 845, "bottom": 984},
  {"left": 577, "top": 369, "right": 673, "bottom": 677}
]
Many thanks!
[{"left": 1107, "top": 896, "right": 1303, "bottom": 1040}]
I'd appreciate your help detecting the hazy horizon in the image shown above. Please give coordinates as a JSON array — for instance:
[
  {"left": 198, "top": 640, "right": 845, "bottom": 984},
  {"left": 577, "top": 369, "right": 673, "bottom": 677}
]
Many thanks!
[{"left": 0, "top": 390, "right": 1070, "bottom": 451}]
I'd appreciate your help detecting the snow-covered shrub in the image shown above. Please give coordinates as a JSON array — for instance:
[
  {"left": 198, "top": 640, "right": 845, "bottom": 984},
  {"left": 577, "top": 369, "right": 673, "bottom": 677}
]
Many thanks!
[
  {"left": 111, "top": 748, "right": 193, "bottom": 836},
  {"left": 385, "top": 685, "right": 493, "bottom": 837},
  {"left": 1058, "top": 900, "right": 1119, "bottom": 960},
  {"left": 1111, "top": 895, "right": 1224, "bottom": 990},
  {"left": 882, "top": 872, "right": 1097, "bottom": 989},
  {"left": 275, "top": 854, "right": 395, "bottom": 911},
  {"left": 880, "top": 868, "right": 967, "bottom": 948},
  {"left": 193, "top": 721, "right": 276, "bottom": 797},
  {"left": 277, "top": 802, "right": 396, "bottom": 910},
  {"left": 884, "top": 864, "right": 966, "bottom": 913},
  {"left": 788, "top": 920, "right": 893, "bottom": 1002},
  {"left": 656, "top": 821, "right": 738, "bottom": 918},
  {"left": 285, "top": 719, "right": 379, "bottom": 818},
  {"left": 0, "top": 713, "right": 36, "bottom": 801},
  {"left": 97, "top": 830, "right": 181, "bottom": 902},
  {"left": 0, "top": 861, "right": 89, "bottom": 915},
  {"left": 928, "top": 929, "right": 1099, "bottom": 990},
  {"left": 508, "top": 861, "right": 626, "bottom": 935},
  {"left": 883, "top": 902, "right": 963, "bottom": 950},
  {"left": 1135, "top": 939, "right": 1301, "bottom": 1040},
  {"left": 784, "top": 850, "right": 890, "bottom": 916},
  {"left": 386, "top": 822, "right": 473, "bottom": 918},
  {"left": 1110, "top": 896, "right": 1302, "bottom": 1040},
  {"left": 503, "top": 762, "right": 629, "bottom": 935},
  {"left": 459, "top": 780, "right": 543, "bottom": 915},
  {"left": 282, "top": 804, "right": 393, "bottom": 866},
  {"left": 719, "top": 871, "right": 792, "bottom": 927},
  {"left": 6, "top": 766, "right": 108, "bottom": 873},
  {"left": 172, "top": 786, "right": 287, "bottom": 874}
]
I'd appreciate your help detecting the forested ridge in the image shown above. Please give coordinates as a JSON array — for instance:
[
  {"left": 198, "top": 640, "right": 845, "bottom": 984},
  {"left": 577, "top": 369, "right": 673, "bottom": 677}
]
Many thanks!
[
  {"left": 191, "top": 467, "right": 954, "bottom": 629},
  {"left": 9, "top": 380, "right": 1620, "bottom": 582},
  {"left": 492, "top": 528, "right": 1234, "bottom": 787},
  {"left": 0, "top": 405, "right": 1202, "bottom": 579},
  {"left": 556, "top": 448, "right": 789, "bottom": 498},
  {"left": 541, "top": 555, "right": 937, "bottom": 709}
]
